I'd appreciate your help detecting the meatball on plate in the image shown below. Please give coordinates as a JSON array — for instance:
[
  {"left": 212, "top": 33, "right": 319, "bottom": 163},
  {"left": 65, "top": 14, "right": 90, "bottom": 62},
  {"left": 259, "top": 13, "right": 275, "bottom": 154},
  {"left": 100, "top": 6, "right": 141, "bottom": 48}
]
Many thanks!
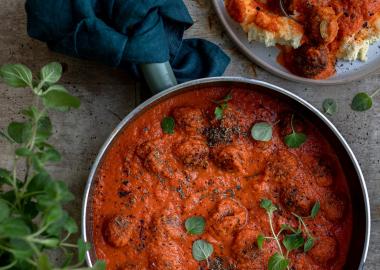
[
  {"left": 83, "top": 79, "right": 369, "bottom": 270},
  {"left": 213, "top": 0, "right": 380, "bottom": 84}
]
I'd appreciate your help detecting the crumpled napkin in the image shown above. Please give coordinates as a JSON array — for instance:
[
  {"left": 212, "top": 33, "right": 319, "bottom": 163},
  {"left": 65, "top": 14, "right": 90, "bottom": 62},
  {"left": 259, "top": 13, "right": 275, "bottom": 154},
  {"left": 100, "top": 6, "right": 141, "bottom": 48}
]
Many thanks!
[{"left": 25, "top": 0, "right": 230, "bottom": 83}]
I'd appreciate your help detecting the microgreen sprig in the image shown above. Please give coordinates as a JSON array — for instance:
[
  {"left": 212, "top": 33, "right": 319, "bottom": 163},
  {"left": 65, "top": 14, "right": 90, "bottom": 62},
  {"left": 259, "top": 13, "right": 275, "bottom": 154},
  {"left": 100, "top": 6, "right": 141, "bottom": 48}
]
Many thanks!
[
  {"left": 213, "top": 91, "right": 232, "bottom": 120},
  {"left": 0, "top": 63, "right": 104, "bottom": 270}
]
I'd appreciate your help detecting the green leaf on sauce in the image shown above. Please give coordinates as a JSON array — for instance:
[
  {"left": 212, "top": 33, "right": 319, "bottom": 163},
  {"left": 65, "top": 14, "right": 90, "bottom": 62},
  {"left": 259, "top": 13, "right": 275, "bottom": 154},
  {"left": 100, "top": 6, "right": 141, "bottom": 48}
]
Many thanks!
[
  {"left": 304, "top": 237, "right": 315, "bottom": 253},
  {"left": 214, "top": 103, "right": 228, "bottom": 120},
  {"left": 284, "top": 115, "right": 307, "bottom": 148},
  {"left": 192, "top": 239, "right": 213, "bottom": 262},
  {"left": 185, "top": 216, "right": 206, "bottom": 235},
  {"left": 161, "top": 116, "right": 175, "bottom": 134},
  {"left": 310, "top": 201, "right": 320, "bottom": 219},
  {"left": 260, "top": 199, "right": 277, "bottom": 214},
  {"left": 282, "top": 232, "right": 304, "bottom": 252},
  {"left": 351, "top": 92, "right": 373, "bottom": 111},
  {"left": 322, "top": 98, "right": 337, "bottom": 116},
  {"left": 268, "top": 253, "right": 289, "bottom": 270},
  {"left": 251, "top": 122, "right": 273, "bottom": 142},
  {"left": 257, "top": 234, "right": 265, "bottom": 250}
]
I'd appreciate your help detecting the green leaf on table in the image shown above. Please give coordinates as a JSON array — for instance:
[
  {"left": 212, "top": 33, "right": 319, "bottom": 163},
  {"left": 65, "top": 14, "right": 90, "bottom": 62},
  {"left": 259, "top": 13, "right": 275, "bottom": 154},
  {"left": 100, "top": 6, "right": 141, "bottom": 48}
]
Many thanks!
[
  {"left": 37, "top": 254, "right": 53, "bottom": 270},
  {"left": 78, "top": 238, "right": 91, "bottom": 264},
  {"left": 304, "top": 236, "right": 315, "bottom": 252},
  {"left": 36, "top": 116, "right": 53, "bottom": 142},
  {"left": 0, "top": 168, "right": 12, "bottom": 185},
  {"left": 322, "top": 98, "right": 337, "bottom": 116},
  {"left": 28, "top": 172, "right": 51, "bottom": 193},
  {"left": 251, "top": 122, "right": 273, "bottom": 142},
  {"left": 257, "top": 233, "right": 265, "bottom": 250},
  {"left": 283, "top": 232, "right": 305, "bottom": 252},
  {"left": 268, "top": 253, "right": 289, "bottom": 270},
  {"left": 38, "top": 147, "right": 61, "bottom": 163},
  {"left": 185, "top": 216, "right": 205, "bottom": 235},
  {"left": 15, "top": 147, "right": 33, "bottom": 157},
  {"left": 42, "top": 85, "right": 80, "bottom": 111},
  {"left": 7, "top": 122, "right": 32, "bottom": 144},
  {"left": 351, "top": 92, "right": 373, "bottom": 112},
  {"left": 44, "top": 205, "right": 63, "bottom": 225},
  {"left": 192, "top": 239, "right": 213, "bottom": 262},
  {"left": 260, "top": 199, "right": 277, "bottom": 214},
  {"left": 0, "top": 218, "right": 31, "bottom": 238},
  {"left": 22, "top": 106, "right": 39, "bottom": 120},
  {"left": 40, "top": 62, "right": 62, "bottom": 85},
  {"left": 0, "top": 199, "right": 10, "bottom": 222},
  {"left": 0, "top": 64, "right": 33, "bottom": 88},
  {"left": 161, "top": 116, "right": 175, "bottom": 134},
  {"left": 310, "top": 201, "right": 320, "bottom": 219},
  {"left": 64, "top": 216, "right": 78, "bottom": 234}
]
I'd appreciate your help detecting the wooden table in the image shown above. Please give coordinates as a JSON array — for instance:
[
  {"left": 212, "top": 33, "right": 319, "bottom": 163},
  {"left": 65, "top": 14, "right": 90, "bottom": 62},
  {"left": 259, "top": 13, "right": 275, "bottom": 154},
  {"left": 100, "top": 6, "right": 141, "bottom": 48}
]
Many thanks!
[{"left": 0, "top": 0, "right": 378, "bottom": 268}]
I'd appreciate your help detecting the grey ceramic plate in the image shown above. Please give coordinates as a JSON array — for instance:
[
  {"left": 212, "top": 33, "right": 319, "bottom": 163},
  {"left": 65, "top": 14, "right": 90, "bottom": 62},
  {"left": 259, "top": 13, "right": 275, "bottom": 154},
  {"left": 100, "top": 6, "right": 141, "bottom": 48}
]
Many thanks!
[{"left": 212, "top": 0, "right": 380, "bottom": 85}]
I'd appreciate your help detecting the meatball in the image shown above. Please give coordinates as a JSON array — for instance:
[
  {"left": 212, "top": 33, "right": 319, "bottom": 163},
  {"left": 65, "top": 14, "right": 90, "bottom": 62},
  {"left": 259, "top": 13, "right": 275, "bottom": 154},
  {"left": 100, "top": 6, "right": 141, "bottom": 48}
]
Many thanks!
[
  {"left": 173, "top": 106, "right": 206, "bottom": 134},
  {"left": 136, "top": 139, "right": 162, "bottom": 159},
  {"left": 148, "top": 240, "right": 187, "bottom": 270},
  {"left": 175, "top": 138, "right": 209, "bottom": 168},
  {"left": 144, "top": 149, "right": 182, "bottom": 180},
  {"left": 281, "top": 185, "right": 316, "bottom": 216},
  {"left": 293, "top": 45, "right": 329, "bottom": 78},
  {"left": 212, "top": 144, "right": 248, "bottom": 173},
  {"left": 263, "top": 150, "right": 299, "bottom": 183},
  {"left": 322, "top": 192, "right": 346, "bottom": 222},
  {"left": 210, "top": 199, "right": 248, "bottom": 239},
  {"left": 104, "top": 215, "right": 133, "bottom": 248},
  {"left": 309, "top": 236, "right": 338, "bottom": 266},
  {"left": 308, "top": 6, "right": 339, "bottom": 44}
]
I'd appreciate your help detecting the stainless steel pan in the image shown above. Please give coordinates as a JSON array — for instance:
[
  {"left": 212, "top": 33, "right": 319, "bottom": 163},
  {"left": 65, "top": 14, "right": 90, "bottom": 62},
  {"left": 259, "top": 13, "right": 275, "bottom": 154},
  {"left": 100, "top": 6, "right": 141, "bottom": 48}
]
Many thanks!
[{"left": 82, "top": 77, "right": 370, "bottom": 269}]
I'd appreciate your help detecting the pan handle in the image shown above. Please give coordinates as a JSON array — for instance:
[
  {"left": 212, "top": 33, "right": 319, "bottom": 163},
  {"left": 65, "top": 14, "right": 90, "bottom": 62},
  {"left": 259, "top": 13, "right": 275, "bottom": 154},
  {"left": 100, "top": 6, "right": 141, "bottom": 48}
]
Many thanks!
[{"left": 140, "top": 62, "right": 178, "bottom": 94}]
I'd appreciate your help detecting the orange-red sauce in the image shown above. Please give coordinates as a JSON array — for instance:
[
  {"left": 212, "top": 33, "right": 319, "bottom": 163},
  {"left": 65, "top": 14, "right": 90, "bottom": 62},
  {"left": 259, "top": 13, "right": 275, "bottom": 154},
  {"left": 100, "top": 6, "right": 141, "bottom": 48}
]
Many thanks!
[{"left": 92, "top": 87, "right": 352, "bottom": 269}]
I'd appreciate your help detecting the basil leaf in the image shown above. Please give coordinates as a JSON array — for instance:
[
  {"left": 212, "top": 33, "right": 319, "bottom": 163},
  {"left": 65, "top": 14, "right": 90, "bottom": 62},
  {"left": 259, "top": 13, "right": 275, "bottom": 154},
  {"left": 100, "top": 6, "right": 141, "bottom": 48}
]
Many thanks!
[
  {"left": 251, "top": 122, "right": 273, "bottom": 142},
  {"left": 310, "top": 201, "right": 320, "bottom": 219},
  {"left": 77, "top": 238, "right": 91, "bottom": 264},
  {"left": 304, "top": 236, "right": 314, "bottom": 252},
  {"left": 42, "top": 85, "right": 80, "bottom": 111},
  {"left": 161, "top": 116, "right": 175, "bottom": 134},
  {"left": 40, "top": 62, "right": 62, "bottom": 85},
  {"left": 192, "top": 239, "right": 213, "bottom": 262},
  {"left": 0, "top": 64, "right": 33, "bottom": 88},
  {"left": 0, "top": 199, "right": 10, "bottom": 222},
  {"left": 268, "top": 253, "right": 289, "bottom": 270},
  {"left": 257, "top": 234, "right": 265, "bottom": 250},
  {"left": 351, "top": 92, "right": 373, "bottom": 111},
  {"left": 260, "top": 199, "right": 277, "bottom": 214},
  {"left": 284, "top": 132, "right": 307, "bottom": 148},
  {"left": 322, "top": 98, "right": 337, "bottom": 116},
  {"left": 283, "top": 232, "right": 305, "bottom": 252},
  {"left": 7, "top": 122, "right": 32, "bottom": 144},
  {"left": 185, "top": 216, "right": 206, "bottom": 235}
]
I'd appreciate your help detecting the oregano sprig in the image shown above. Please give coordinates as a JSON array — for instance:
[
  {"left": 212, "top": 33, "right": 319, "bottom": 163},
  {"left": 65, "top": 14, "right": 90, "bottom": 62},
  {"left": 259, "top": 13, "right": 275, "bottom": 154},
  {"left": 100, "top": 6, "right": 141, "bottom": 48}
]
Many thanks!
[{"left": 0, "top": 62, "right": 104, "bottom": 270}]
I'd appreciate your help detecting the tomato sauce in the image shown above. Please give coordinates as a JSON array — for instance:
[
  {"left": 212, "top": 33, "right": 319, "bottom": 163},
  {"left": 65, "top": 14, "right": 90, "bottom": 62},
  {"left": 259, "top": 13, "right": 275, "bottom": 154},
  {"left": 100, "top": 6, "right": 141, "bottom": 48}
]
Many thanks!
[{"left": 92, "top": 87, "right": 352, "bottom": 269}]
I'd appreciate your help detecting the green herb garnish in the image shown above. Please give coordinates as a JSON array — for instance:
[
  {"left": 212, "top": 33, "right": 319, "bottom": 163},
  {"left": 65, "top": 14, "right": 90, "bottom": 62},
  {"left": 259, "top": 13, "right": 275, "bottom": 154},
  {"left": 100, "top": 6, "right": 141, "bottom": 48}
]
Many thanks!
[
  {"left": 258, "top": 199, "right": 320, "bottom": 269},
  {"left": 0, "top": 62, "right": 104, "bottom": 270},
  {"left": 213, "top": 91, "right": 232, "bottom": 120},
  {"left": 351, "top": 89, "right": 380, "bottom": 111},
  {"left": 161, "top": 116, "right": 175, "bottom": 134},
  {"left": 322, "top": 98, "right": 337, "bottom": 116},
  {"left": 185, "top": 216, "right": 206, "bottom": 235},
  {"left": 192, "top": 239, "right": 214, "bottom": 265},
  {"left": 284, "top": 115, "right": 307, "bottom": 148},
  {"left": 251, "top": 120, "right": 280, "bottom": 142}
]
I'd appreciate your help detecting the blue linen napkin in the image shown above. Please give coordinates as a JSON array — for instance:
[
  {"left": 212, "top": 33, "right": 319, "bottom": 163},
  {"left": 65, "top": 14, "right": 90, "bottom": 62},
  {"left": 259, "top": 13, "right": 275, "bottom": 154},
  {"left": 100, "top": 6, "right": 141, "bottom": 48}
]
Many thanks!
[{"left": 25, "top": 0, "right": 230, "bottom": 84}]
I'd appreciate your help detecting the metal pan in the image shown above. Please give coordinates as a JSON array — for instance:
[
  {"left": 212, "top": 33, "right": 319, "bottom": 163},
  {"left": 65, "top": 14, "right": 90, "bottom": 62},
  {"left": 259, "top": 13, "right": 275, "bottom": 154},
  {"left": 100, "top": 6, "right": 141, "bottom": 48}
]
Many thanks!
[{"left": 81, "top": 77, "right": 370, "bottom": 269}]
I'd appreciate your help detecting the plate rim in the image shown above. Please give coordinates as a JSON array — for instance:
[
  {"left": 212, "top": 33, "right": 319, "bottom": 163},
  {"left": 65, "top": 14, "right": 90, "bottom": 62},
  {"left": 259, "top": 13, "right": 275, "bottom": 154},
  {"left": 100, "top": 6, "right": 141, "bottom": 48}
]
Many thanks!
[{"left": 211, "top": 0, "right": 380, "bottom": 85}]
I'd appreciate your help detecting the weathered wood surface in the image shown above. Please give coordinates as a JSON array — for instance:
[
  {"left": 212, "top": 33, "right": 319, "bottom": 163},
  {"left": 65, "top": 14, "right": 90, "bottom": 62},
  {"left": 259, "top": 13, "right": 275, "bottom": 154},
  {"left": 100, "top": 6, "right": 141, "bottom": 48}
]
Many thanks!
[{"left": 0, "top": 0, "right": 378, "bottom": 268}]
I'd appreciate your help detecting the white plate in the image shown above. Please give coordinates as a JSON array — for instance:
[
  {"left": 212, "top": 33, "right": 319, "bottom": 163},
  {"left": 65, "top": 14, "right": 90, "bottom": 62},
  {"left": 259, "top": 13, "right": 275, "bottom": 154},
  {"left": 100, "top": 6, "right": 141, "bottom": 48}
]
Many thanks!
[{"left": 212, "top": 0, "right": 380, "bottom": 85}]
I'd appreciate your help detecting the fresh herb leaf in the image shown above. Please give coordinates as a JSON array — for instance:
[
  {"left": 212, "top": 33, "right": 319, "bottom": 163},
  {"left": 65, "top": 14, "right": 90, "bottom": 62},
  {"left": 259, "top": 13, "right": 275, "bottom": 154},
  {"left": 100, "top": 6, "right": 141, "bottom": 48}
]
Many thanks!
[
  {"left": 192, "top": 239, "right": 213, "bottom": 262},
  {"left": 284, "top": 115, "right": 307, "bottom": 148},
  {"left": 322, "top": 98, "right": 337, "bottom": 116},
  {"left": 304, "top": 237, "right": 314, "bottom": 252},
  {"left": 310, "top": 201, "right": 320, "bottom": 219},
  {"left": 185, "top": 216, "right": 206, "bottom": 235},
  {"left": 0, "top": 218, "right": 31, "bottom": 237},
  {"left": 40, "top": 62, "right": 62, "bottom": 85},
  {"left": 283, "top": 232, "right": 305, "bottom": 252},
  {"left": 251, "top": 122, "right": 273, "bottom": 142},
  {"left": 42, "top": 85, "right": 80, "bottom": 111},
  {"left": 351, "top": 92, "right": 373, "bottom": 111},
  {"left": 257, "top": 234, "right": 265, "bottom": 250},
  {"left": 15, "top": 147, "right": 33, "bottom": 157},
  {"left": 161, "top": 116, "right": 175, "bottom": 134},
  {"left": 268, "top": 253, "right": 289, "bottom": 270},
  {"left": 0, "top": 64, "right": 33, "bottom": 88},
  {"left": 77, "top": 238, "right": 91, "bottom": 264},
  {"left": 0, "top": 199, "right": 10, "bottom": 222},
  {"left": 214, "top": 103, "right": 228, "bottom": 120},
  {"left": 260, "top": 199, "right": 277, "bottom": 214},
  {"left": 7, "top": 122, "right": 32, "bottom": 144}
]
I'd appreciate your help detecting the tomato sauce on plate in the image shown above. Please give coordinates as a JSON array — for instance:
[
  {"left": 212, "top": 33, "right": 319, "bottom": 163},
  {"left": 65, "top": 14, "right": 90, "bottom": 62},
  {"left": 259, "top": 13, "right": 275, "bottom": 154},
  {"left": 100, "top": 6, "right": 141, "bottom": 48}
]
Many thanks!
[{"left": 92, "top": 87, "right": 352, "bottom": 269}]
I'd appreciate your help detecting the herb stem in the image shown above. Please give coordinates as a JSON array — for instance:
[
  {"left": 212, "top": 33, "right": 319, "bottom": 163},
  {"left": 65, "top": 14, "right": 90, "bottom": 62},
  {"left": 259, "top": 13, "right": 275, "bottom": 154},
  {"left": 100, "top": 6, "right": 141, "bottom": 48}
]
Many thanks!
[
  {"left": 268, "top": 212, "right": 283, "bottom": 256},
  {"left": 290, "top": 114, "right": 295, "bottom": 133},
  {"left": 292, "top": 213, "right": 313, "bottom": 237},
  {"left": 370, "top": 88, "right": 380, "bottom": 98},
  {"left": 0, "top": 261, "right": 17, "bottom": 270},
  {"left": 60, "top": 243, "right": 78, "bottom": 248}
]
